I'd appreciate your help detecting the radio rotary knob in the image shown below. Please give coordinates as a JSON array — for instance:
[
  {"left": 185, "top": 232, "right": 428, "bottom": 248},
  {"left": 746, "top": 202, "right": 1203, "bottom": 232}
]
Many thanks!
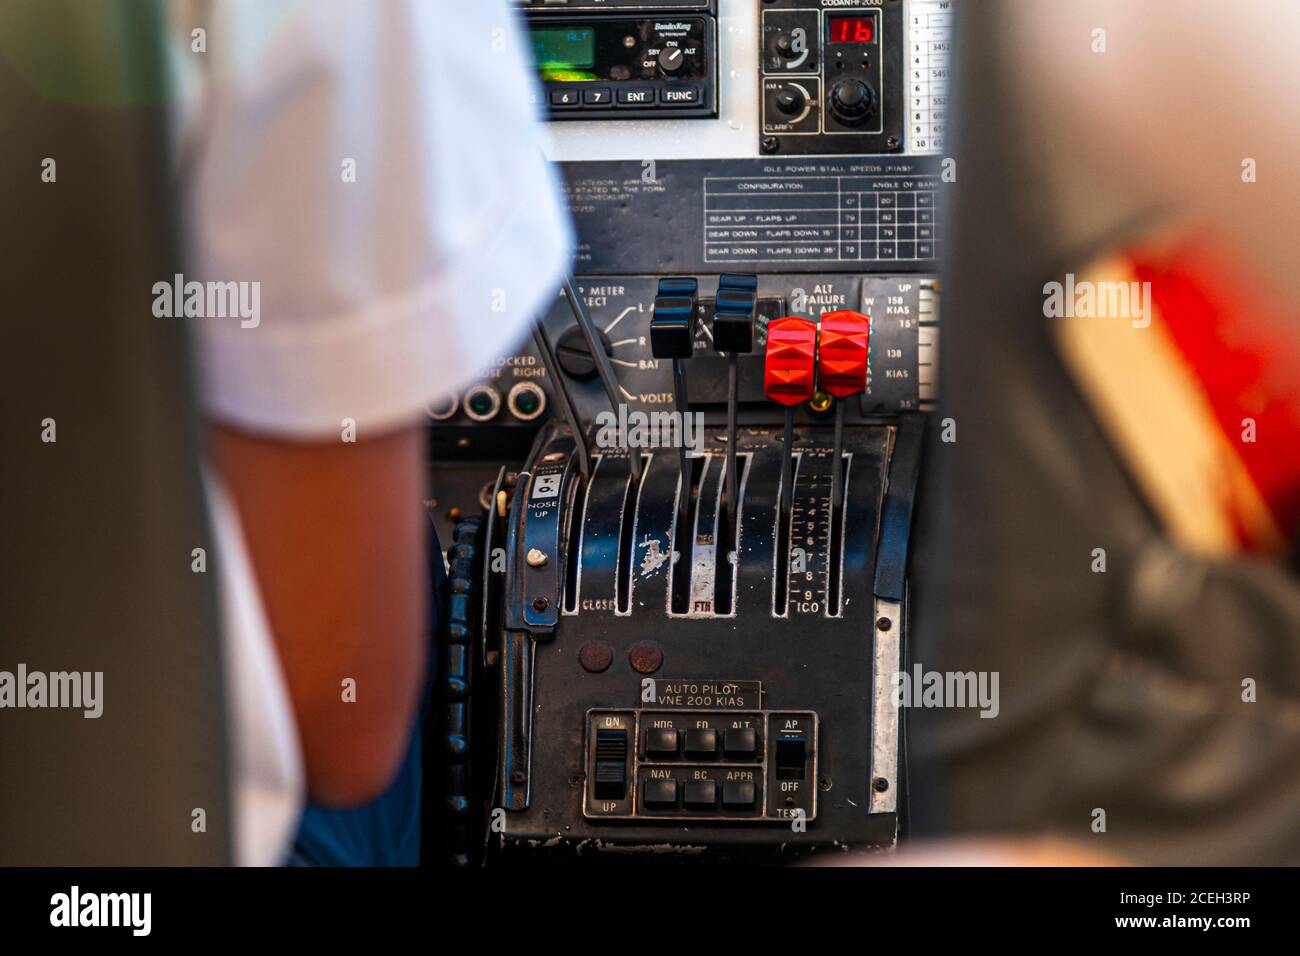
[
  {"left": 829, "top": 78, "right": 876, "bottom": 126},
  {"left": 658, "top": 46, "right": 686, "bottom": 74},
  {"left": 775, "top": 86, "right": 806, "bottom": 117}
]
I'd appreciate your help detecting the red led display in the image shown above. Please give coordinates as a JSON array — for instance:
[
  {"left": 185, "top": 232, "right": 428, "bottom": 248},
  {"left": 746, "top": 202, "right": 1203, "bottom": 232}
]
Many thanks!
[{"left": 828, "top": 15, "right": 875, "bottom": 44}]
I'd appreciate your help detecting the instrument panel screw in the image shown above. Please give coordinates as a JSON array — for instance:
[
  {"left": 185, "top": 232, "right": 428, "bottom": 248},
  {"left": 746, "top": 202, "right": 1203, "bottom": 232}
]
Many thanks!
[
  {"left": 876, "top": 616, "right": 892, "bottom": 632},
  {"left": 512, "top": 770, "right": 527, "bottom": 785},
  {"left": 532, "top": 596, "right": 550, "bottom": 613},
  {"left": 526, "top": 548, "right": 549, "bottom": 567},
  {"left": 886, "top": 136, "right": 900, "bottom": 150},
  {"left": 873, "top": 776, "right": 890, "bottom": 793},
  {"left": 761, "top": 136, "right": 780, "bottom": 154}
]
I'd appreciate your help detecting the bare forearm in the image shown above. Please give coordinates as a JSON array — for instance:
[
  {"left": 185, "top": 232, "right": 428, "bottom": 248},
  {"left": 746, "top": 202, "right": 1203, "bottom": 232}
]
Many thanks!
[{"left": 211, "top": 423, "right": 427, "bottom": 806}]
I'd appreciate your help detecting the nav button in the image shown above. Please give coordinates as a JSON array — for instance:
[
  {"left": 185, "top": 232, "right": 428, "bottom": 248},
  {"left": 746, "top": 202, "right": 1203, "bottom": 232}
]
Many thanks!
[
  {"left": 549, "top": 89, "right": 580, "bottom": 108},
  {"left": 617, "top": 87, "right": 655, "bottom": 107},
  {"left": 660, "top": 86, "right": 700, "bottom": 106},
  {"left": 643, "top": 778, "right": 679, "bottom": 809},
  {"left": 583, "top": 88, "right": 612, "bottom": 106}
]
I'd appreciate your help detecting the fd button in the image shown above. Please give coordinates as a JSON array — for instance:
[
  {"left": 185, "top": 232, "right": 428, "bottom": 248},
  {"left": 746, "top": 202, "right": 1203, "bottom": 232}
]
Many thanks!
[{"left": 684, "top": 727, "right": 718, "bottom": 757}]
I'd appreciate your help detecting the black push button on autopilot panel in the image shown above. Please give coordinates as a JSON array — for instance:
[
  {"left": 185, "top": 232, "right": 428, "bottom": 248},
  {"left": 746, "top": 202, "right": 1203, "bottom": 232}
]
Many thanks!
[
  {"left": 683, "top": 780, "right": 718, "bottom": 808},
  {"left": 643, "top": 778, "right": 679, "bottom": 808},
  {"left": 684, "top": 727, "right": 718, "bottom": 756},
  {"left": 645, "top": 727, "right": 680, "bottom": 757},
  {"left": 722, "top": 779, "right": 757, "bottom": 809},
  {"left": 724, "top": 727, "right": 758, "bottom": 758}
]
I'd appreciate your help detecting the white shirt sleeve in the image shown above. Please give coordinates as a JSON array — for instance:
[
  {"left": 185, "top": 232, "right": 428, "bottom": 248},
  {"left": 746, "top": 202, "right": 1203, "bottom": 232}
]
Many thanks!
[{"left": 180, "top": 0, "right": 573, "bottom": 437}]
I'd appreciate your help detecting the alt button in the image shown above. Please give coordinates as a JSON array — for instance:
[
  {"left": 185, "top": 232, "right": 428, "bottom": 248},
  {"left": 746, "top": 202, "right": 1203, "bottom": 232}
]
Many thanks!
[{"left": 724, "top": 727, "right": 758, "bottom": 758}]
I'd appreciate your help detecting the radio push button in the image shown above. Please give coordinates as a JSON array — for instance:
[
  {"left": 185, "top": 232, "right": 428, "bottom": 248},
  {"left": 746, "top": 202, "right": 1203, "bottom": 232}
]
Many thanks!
[
  {"left": 660, "top": 86, "right": 700, "bottom": 106},
  {"left": 617, "top": 88, "right": 655, "bottom": 107}
]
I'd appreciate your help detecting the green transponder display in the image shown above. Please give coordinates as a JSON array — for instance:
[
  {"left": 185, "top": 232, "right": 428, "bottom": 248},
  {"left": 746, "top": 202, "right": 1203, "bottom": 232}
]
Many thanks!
[{"left": 531, "top": 27, "right": 597, "bottom": 82}]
